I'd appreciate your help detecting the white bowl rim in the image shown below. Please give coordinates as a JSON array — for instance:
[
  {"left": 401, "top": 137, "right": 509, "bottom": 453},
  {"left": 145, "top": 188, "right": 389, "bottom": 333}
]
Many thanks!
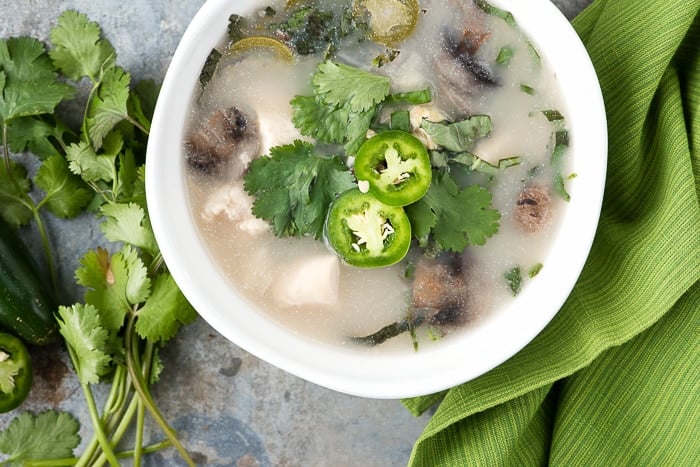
[{"left": 146, "top": 0, "right": 607, "bottom": 399}]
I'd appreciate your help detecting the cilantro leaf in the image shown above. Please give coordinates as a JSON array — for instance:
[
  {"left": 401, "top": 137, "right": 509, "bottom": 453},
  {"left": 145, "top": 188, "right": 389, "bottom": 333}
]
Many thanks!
[
  {"left": 0, "top": 159, "right": 32, "bottom": 227},
  {"left": 421, "top": 115, "right": 492, "bottom": 152},
  {"left": 6, "top": 114, "right": 74, "bottom": 160},
  {"left": 291, "top": 95, "right": 374, "bottom": 154},
  {"left": 99, "top": 202, "right": 158, "bottom": 253},
  {"left": 0, "top": 410, "right": 80, "bottom": 465},
  {"left": 244, "top": 140, "right": 356, "bottom": 238},
  {"left": 65, "top": 140, "right": 116, "bottom": 183},
  {"left": 75, "top": 246, "right": 151, "bottom": 331},
  {"left": 57, "top": 304, "right": 112, "bottom": 384},
  {"left": 405, "top": 172, "right": 500, "bottom": 252},
  {"left": 291, "top": 61, "right": 389, "bottom": 155},
  {"left": 127, "top": 79, "right": 158, "bottom": 132},
  {"left": 0, "top": 37, "right": 75, "bottom": 123},
  {"left": 49, "top": 10, "right": 116, "bottom": 82},
  {"left": 312, "top": 61, "right": 390, "bottom": 112},
  {"left": 86, "top": 66, "right": 131, "bottom": 149},
  {"left": 35, "top": 155, "right": 93, "bottom": 218},
  {"left": 135, "top": 273, "right": 197, "bottom": 343}
]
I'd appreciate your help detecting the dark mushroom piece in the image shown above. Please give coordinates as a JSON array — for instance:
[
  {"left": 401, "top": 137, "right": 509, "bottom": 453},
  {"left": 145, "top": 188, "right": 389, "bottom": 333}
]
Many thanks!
[
  {"left": 351, "top": 253, "right": 470, "bottom": 347},
  {"left": 515, "top": 186, "right": 552, "bottom": 232},
  {"left": 185, "top": 106, "right": 259, "bottom": 176},
  {"left": 411, "top": 253, "right": 469, "bottom": 328},
  {"left": 432, "top": 13, "right": 498, "bottom": 116}
]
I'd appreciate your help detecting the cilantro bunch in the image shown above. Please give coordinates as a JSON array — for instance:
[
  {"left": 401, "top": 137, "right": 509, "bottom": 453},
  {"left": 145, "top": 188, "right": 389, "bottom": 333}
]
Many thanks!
[{"left": 0, "top": 11, "right": 196, "bottom": 466}]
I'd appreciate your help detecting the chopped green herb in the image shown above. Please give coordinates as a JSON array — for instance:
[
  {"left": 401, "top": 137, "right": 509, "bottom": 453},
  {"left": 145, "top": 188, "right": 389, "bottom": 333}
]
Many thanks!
[
  {"left": 527, "top": 41, "right": 542, "bottom": 64},
  {"left": 390, "top": 110, "right": 411, "bottom": 132},
  {"left": 420, "top": 115, "right": 492, "bottom": 152},
  {"left": 520, "top": 83, "right": 536, "bottom": 95},
  {"left": 383, "top": 88, "right": 432, "bottom": 106},
  {"left": 475, "top": 0, "right": 516, "bottom": 26},
  {"left": 540, "top": 109, "right": 565, "bottom": 122},
  {"left": 449, "top": 152, "right": 521, "bottom": 176},
  {"left": 504, "top": 266, "right": 522, "bottom": 296},
  {"left": 529, "top": 263, "right": 543, "bottom": 278},
  {"left": 199, "top": 48, "right": 221, "bottom": 87},
  {"left": 227, "top": 14, "right": 247, "bottom": 43},
  {"left": 373, "top": 49, "right": 400, "bottom": 67},
  {"left": 496, "top": 46, "right": 514, "bottom": 66}
]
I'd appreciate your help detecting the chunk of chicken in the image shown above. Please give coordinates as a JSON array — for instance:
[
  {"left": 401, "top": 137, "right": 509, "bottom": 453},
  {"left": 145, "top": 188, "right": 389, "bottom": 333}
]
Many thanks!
[
  {"left": 273, "top": 253, "right": 340, "bottom": 307},
  {"left": 201, "top": 181, "right": 269, "bottom": 235}
]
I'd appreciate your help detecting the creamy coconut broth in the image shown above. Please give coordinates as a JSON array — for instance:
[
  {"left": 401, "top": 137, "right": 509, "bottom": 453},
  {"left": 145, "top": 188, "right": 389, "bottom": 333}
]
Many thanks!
[{"left": 183, "top": 0, "right": 571, "bottom": 351}]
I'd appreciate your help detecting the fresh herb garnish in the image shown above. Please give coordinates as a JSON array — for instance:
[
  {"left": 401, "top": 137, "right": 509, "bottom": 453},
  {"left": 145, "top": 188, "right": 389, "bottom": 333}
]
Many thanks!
[
  {"left": 529, "top": 263, "right": 543, "bottom": 278},
  {"left": 0, "top": 10, "right": 197, "bottom": 466},
  {"left": 406, "top": 171, "right": 501, "bottom": 253},
  {"left": 420, "top": 115, "right": 492, "bottom": 152},
  {"left": 292, "top": 60, "right": 390, "bottom": 154},
  {"left": 504, "top": 266, "right": 523, "bottom": 296},
  {"left": 244, "top": 140, "right": 356, "bottom": 239},
  {"left": 541, "top": 110, "right": 571, "bottom": 201}
]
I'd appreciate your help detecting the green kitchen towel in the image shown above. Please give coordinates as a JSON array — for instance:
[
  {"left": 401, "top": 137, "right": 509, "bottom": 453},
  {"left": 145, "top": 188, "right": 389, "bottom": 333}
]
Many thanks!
[{"left": 404, "top": 0, "right": 700, "bottom": 465}]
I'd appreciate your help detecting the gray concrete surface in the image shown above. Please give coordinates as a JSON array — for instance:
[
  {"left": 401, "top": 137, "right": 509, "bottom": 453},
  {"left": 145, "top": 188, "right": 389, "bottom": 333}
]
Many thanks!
[{"left": 1, "top": 1, "right": 592, "bottom": 465}]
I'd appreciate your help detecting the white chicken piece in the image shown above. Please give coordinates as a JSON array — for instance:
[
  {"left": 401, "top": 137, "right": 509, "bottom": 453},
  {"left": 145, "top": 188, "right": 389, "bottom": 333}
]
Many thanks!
[
  {"left": 201, "top": 181, "right": 269, "bottom": 235},
  {"left": 273, "top": 253, "right": 340, "bottom": 307}
]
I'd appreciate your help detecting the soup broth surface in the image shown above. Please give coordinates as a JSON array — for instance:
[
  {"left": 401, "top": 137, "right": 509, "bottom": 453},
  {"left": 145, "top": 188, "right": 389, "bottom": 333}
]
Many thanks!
[{"left": 184, "top": 0, "right": 571, "bottom": 352}]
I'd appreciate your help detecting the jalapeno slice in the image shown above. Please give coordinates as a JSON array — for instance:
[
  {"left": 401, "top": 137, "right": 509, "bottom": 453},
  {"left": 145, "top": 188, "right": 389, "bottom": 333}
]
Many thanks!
[
  {"left": 326, "top": 189, "right": 411, "bottom": 268},
  {"left": 354, "top": 130, "right": 431, "bottom": 207},
  {"left": 0, "top": 332, "right": 32, "bottom": 413}
]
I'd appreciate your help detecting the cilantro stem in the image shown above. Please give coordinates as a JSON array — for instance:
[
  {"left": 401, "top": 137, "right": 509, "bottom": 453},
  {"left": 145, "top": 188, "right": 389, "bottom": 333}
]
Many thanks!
[
  {"left": 116, "top": 439, "right": 173, "bottom": 458},
  {"left": 24, "top": 458, "right": 77, "bottom": 466},
  {"left": 125, "top": 314, "right": 195, "bottom": 466},
  {"left": 75, "top": 367, "right": 130, "bottom": 466},
  {"left": 92, "top": 392, "right": 139, "bottom": 467},
  {"left": 134, "top": 399, "right": 146, "bottom": 466},
  {"left": 94, "top": 342, "right": 155, "bottom": 467},
  {"left": 66, "top": 346, "right": 120, "bottom": 467},
  {"left": 2, "top": 122, "right": 61, "bottom": 299},
  {"left": 32, "top": 209, "right": 61, "bottom": 301},
  {"left": 102, "top": 365, "right": 128, "bottom": 423}
]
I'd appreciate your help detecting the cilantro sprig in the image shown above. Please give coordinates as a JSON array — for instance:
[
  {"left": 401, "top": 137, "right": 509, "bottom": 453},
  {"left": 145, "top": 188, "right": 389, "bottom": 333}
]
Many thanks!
[
  {"left": 292, "top": 60, "right": 390, "bottom": 154},
  {"left": 0, "top": 11, "right": 197, "bottom": 466},
  {"left": 244, "top": 140, "right": 356, "bottom": 239}
]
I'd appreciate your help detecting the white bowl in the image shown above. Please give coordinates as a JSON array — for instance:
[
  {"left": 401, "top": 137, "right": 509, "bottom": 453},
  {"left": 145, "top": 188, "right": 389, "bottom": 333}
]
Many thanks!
[{"left": 146, "top": 0, "right": 606, "bottom": 398}]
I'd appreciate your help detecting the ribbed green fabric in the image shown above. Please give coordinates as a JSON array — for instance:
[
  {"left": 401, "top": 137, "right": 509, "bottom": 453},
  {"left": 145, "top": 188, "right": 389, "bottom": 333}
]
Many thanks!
[{"left": 403, "top": 1, "right": 700, "bottom": 465}]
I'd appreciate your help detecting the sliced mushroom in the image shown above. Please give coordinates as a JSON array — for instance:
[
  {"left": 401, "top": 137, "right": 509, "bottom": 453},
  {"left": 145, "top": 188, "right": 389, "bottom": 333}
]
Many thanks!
[
  {"left": 411, "top": 253, "right": 469, "bottom": 327},
  {"left": 185, "top": 106, "right": 259, "bottom": 176},
  {"left": 515, "top": 186, "right": 551, "bottom": 232},
  {"left": 432, "top": 10, "right": 497, "bottom": 116}
]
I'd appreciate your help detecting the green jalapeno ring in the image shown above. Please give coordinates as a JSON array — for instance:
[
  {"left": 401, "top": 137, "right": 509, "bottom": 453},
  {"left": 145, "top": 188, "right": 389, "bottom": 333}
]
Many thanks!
[
  {"left": 325, "top": 189, "right": 412, "bottom": 268},
  {"left": 354, "top": 130, "right": 432, "bottom": 207},
  {"left": 0, "top": 331, "right": 32, "bottom": 413}
]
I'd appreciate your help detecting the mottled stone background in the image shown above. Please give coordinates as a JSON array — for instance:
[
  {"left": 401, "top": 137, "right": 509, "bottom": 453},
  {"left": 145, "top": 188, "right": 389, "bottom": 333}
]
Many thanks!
[{"left": 0, "top": 1, "right": 592, "bottom": 465}]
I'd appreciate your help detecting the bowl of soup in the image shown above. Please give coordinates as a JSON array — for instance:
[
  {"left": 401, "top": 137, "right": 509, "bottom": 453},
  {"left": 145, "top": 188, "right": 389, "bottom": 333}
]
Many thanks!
[{"left": 146, "top": 0, "right": 606, "bottom": 398}]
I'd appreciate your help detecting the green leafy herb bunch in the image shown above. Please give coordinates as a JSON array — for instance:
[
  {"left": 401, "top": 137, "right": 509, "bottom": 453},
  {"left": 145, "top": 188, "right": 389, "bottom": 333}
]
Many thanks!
[{"left": 0, "top": 10, "right": 198, "bottom": 466}]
